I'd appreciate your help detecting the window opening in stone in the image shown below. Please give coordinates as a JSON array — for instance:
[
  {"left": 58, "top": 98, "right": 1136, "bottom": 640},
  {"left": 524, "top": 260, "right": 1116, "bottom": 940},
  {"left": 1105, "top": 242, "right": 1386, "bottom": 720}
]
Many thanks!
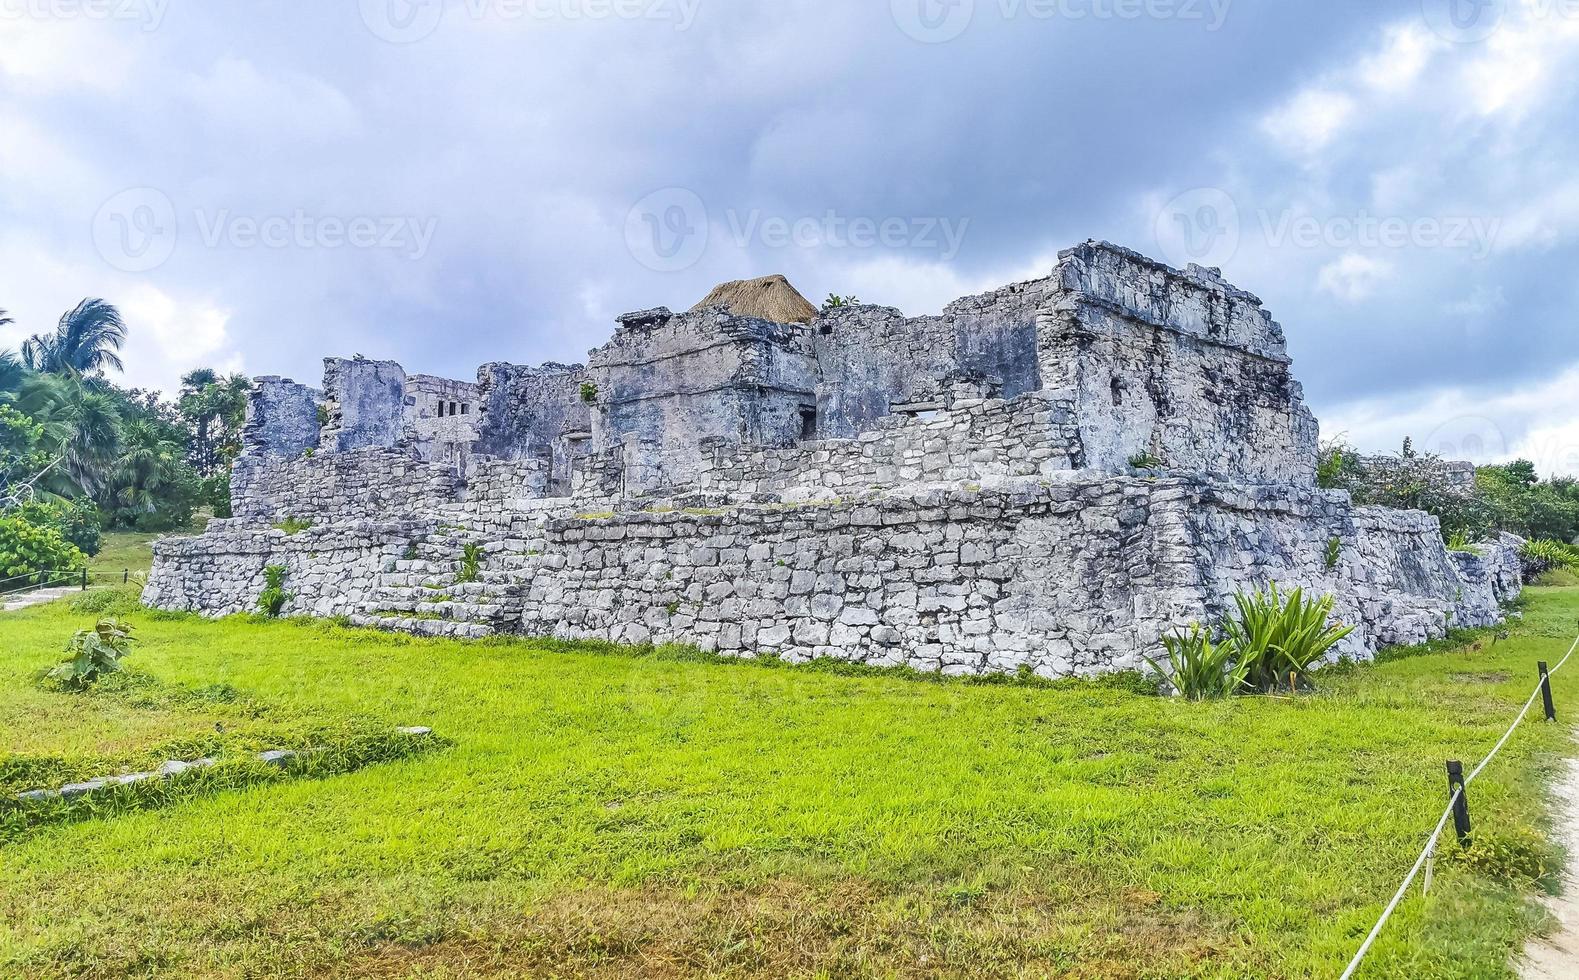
[{"left": 800, "top": 408, "right": 817, "bottom": 440}]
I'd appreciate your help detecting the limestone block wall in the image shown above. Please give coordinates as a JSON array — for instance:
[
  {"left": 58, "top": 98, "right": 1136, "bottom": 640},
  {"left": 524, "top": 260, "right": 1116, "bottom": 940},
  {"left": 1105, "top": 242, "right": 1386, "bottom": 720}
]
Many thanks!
[
  {"left": 231, "top": 449, "right": 463, "bottom": 525},
  {"left": 688, "top": 391, "right": 1082, "bottom": 498},
  {"left": 811, "top": 278, "right": 1048, "bottom": 438},
  {"left": 404, "top": 374, "right": 481, "bottom": 467},
  {"left": 1041, "top": 242, "right": 1320, "bottom": 485},
  {"left": 588, "top": 307, "right": 820, "bottom": 455},
  {"left": 474, "top": 362, "right": 592, "bottom": 493},
  {"left": 320, "top": 358, "right": 408, "bottom": 452},
  {"left": 142, "top": 520, "right": 418, "bottom": 618},
  {"left": 243, "top": 378, "right": 321, "bottom": 458},
  {"left": 148, "top": 473, "right": 1520, "bottom": 674}
]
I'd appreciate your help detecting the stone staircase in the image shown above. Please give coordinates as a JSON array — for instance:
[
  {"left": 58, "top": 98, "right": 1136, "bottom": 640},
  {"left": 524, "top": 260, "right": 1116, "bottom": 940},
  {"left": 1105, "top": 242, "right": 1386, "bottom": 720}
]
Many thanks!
[{"left": 349, "top": 528, "right": 524, "bottom": 639}]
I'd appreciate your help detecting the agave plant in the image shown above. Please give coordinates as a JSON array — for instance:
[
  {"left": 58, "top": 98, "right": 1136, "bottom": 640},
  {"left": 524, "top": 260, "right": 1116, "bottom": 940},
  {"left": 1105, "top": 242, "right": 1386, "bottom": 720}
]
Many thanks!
[
  {"left": 1144, "top": 623, "right": 1249, "bottom": 701},
  {"left": 1222, "top": 584, "right": 1355, "bottom": 693}
]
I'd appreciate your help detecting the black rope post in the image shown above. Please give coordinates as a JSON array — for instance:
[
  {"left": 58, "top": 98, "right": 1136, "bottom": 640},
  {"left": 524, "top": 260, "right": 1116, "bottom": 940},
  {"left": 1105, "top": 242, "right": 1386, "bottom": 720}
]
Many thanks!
[
  {"left": 1540, "top": 662, "right": 1557, "bottom": 723},
  {"left": 80, "top": 568, "right": 87, "bottom": 591},
  {"left": 123, "top": 569, "right": 129, "bottom": 585},
  {"left": 1446, "top": 761, "right": 1472, "bottom": 848}
]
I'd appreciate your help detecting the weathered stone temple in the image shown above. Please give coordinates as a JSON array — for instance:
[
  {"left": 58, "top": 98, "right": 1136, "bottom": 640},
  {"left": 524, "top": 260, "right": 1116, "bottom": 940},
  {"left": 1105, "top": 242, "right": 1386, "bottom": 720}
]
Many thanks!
[{"left": 145, "top": 242, "right": 1522, "bottom": 675}]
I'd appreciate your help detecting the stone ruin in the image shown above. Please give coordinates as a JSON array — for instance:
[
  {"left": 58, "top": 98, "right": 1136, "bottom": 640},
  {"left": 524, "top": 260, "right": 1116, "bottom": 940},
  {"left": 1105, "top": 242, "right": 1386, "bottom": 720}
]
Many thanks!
[{"left": 144, "top": 241, "right": 1524, "bottom": 676}]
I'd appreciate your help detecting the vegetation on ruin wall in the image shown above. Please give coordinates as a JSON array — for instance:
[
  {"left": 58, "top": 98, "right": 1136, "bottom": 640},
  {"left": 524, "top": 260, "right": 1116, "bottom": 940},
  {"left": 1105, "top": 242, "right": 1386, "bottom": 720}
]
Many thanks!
[
  {"left": 2, "top": 302, "right": 243, "bottom": 580},
  {"left": 1321, "top": 437, "right": 1579, "bottom": 546},
  {"left": 2, "top": 587, "right": 1577, "bottom": 977}
]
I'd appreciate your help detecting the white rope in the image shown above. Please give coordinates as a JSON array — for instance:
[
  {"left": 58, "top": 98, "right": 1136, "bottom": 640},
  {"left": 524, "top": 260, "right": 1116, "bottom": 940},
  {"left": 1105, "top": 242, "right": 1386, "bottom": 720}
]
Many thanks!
[{"left": 1338, "top": 628, "right": 1579, "bottom": 979}]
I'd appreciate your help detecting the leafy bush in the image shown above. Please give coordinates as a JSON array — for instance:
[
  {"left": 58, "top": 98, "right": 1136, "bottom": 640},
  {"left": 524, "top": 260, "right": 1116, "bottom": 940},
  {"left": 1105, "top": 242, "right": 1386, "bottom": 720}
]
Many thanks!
[
  {"left": 0, "top": 514, "right": 86, "bottom": 586},
  {"left": 1144, "top": 624, "right": 1248, "bottom": 700},
  {"left": 257, "top": 565, "right": 291, "bottom": 617},
  {"left": 1520, "top": 539, "right": 1579, "bottom": 582},
  {"left": 822, "top": 293, "right": 861, "bottom": 310},
  {"left": 1223, "top": 585, "right": 1355, "bottom": 692},
  {"left": 1127, "top": 452, "right": 1163, "bottom": 470},
  {"left": 1445, "top": 530, "right": 1481, "bottom": 555},
  {"left": 42, "top": 619, "right": 135, "bottom": 691},
  {"left": 456, "top": 542, "right": 482, "bottom": 584},
  {"left": 13, "top": 498, "right": 103, "bottom": 556},
  {"left": 579, "top": 382, "right": 599, "bottom": 404},
  {"left": 1324, "top": 537, "right": 1342, "bottom": 570}
]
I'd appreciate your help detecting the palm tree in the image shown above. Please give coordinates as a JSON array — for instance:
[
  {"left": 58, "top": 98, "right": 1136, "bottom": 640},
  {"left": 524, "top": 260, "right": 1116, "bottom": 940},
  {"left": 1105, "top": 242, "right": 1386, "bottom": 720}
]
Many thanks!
[
  {"left": 0, "top": 349, "right": 23, "bottom": 401},
  {"left": 13, "top": 373, "right": 123, "bottom": 497},
  {"left": 110, "top": 416, "right": 185, "bottom": 517},
  {"left": 22, "top": 299, "right": 127, "bottom": 376}
]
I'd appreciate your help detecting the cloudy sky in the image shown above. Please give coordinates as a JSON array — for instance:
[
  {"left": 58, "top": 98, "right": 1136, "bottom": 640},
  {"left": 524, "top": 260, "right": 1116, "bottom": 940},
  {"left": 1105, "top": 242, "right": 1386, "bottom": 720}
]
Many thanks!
[{"left": 2, "top": 0, "right": 1577, "bottom": 472}]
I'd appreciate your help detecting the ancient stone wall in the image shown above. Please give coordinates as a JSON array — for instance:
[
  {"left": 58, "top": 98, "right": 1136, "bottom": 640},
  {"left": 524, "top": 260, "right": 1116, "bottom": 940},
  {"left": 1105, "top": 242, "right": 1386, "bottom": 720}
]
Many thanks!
[
  {"left": 320, "top": 358, "right": 408, "bottom": 453},
  {"left": 474, "top": 362, "right": 592, "bottom": 493},
  {"left": 150, "top": 474, "right": 1523, "bottom": 674},
  {"left": 242, "top": 378, "right": 321, "bottom": 458},
  {"left": 811, "top": 278, "right": 1048, "bottom": 438},
  {"left": 588, "top": 307, "right": 820, "bottom": 460},
  {"left": 689, "top": 391, "right": 1081, "bottom": 498},
  {"left": 231, "top": 449, "right": 463, "bottom": 525},
  {"left": 404, "top": 374, "right": 481, "bottom": 467},
  {"left": 1040, "top": 242, "right": 1319, "bottom": 485}
]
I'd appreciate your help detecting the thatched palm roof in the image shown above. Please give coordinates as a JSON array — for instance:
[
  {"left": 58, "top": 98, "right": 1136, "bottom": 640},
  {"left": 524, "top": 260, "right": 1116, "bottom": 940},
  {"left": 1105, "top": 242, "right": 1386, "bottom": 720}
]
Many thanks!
[{"left": 690, "top": 274, "right": 818, "bottom": 324}]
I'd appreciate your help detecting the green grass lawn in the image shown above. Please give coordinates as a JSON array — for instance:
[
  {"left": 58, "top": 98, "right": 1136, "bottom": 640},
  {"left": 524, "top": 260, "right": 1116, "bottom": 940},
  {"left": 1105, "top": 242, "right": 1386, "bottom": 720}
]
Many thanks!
[
  {"left": 1, "top": 587, "right": 1577, "bottom": 979},
  {"left": 86, "top": 524, "right": 204, "bottom": 585}
]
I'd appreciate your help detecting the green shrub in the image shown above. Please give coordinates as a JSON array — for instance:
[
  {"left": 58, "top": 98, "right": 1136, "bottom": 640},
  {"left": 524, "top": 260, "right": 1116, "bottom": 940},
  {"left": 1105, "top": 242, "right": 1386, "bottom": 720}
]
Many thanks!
[
  {"left": 258, "top": 565, "right": 291, "bottom": 617},
  {"left": 0, "top": 514, "right": 86, "bottom": 586},
  {"left": 1127, "top": 452, "right": 1163, "bottom": 470},
  {"left": 1223, "top": 585, "right": 1355, "bottom": 693},
  {"left": 273, "top": 516, "right": 314, "bottom": 535},
  {"left": 13, "top": 499, "right": 103, "bottom": 556},
  {"left": 69, "top": 586, "right": 143, "bottom": 617},
  {"left": 456, "top": 542, "right": 482, "bottom": 584},
  {"left": 42, "top": 619, "right": 136, "bottom": 692},
  {"left": 1324, "top": 537, "right": 1342, "bottom": 570},
  {"left": 822, "top": 294, "right": 861, "bottom": 310},
  {"left": 579, "top": 382, "right": 599, "bottom": 404},
  {"left": 1144, "top": 624, "right": 1248, "bottom": 701}
]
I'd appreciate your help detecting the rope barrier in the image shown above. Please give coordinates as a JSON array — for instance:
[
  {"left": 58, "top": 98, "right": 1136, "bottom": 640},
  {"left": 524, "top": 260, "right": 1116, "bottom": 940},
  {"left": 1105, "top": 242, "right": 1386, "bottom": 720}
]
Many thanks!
[{"left": 1338, "top": 628, "right": 1579, "bottom": 979}]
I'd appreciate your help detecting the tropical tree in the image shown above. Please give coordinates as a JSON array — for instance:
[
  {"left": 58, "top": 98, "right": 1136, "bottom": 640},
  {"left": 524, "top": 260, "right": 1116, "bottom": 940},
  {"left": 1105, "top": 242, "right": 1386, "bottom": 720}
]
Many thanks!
[
  {"left": 22, "top": 299, "right": 127, "bottom": 376},
  {"left": 12, "top": 373, "right": 123, "bottom": 497},
  {"left": 178, "top": 368, "right": 251, "bottom": 475},
  {"left": 0, "top": 349, "right": 23, "bottom": 401},
  {"left": 108, "top": 416, "right": 189, "bottom": 520}
]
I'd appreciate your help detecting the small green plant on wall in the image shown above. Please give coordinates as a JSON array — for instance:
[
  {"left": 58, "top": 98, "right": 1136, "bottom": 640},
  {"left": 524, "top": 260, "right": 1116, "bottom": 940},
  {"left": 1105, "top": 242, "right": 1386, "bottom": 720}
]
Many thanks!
[
  {"left": 456, "top": 543, "right": 482, "bottom": 584},
  {"left": 579, "top": 382, "right": 599, "bottom": 404},
  {"left": 258, "top": 565, "right": 292, "bottom": 617},
  {"left": 1127, "top": 452, "right": 1163, "bottom": 470},
  {"left": 273, "top": 517, "right": 314, "bottom": 535},
  {"left": 1325, "top": 537, "right": 1342, "bottom": 571}
]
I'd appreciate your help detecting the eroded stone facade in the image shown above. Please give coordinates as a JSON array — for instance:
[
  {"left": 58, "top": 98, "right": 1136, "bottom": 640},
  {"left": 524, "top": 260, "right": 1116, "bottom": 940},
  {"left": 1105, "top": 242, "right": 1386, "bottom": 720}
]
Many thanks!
[{"left": 145, "top": 241, "right": 1521, "bottom": 674}]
